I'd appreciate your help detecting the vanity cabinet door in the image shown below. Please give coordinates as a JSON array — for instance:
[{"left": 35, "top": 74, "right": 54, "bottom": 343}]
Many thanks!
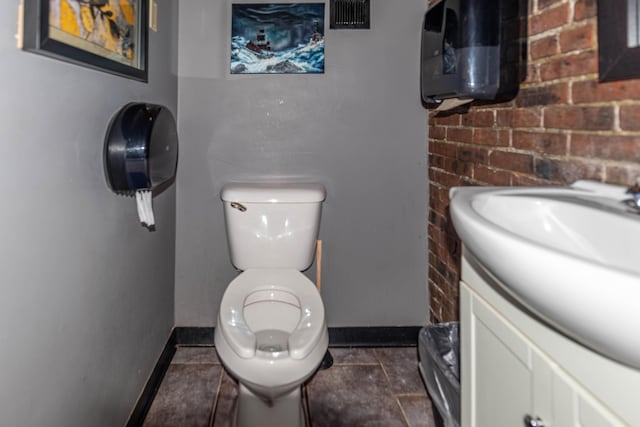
[
  {"left": 551, "top": 364, "right": 623, "bottom": 427},
  {"left": 461, "top": 281, "right": 536, "bottom": 427},
  {"left": 461, "top": 281, "right": 625, "bottom": 427}
]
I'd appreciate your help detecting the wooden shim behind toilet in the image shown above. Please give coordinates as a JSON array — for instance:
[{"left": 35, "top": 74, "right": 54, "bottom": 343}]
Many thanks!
[{"left": 315, "top": 240, "right": 323, "bottom": 292}]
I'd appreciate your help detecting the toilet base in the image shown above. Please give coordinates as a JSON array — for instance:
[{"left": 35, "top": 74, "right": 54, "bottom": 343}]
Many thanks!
[{"left": 234, "top": 383, "right": 306, "bottom": 427}]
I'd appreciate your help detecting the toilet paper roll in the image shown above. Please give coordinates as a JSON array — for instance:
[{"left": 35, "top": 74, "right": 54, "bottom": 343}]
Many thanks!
[
  {"left": 136, "top": 191, "right": 147, "bottom": 224},
  {"left": 144, "top": 190, "right": 155, "bottom": 226},
  {"left": 135, "top": 190, "right": 155, "bottom": 228}
]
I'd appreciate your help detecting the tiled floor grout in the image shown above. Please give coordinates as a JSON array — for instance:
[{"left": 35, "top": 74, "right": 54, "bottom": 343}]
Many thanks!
[
  {"left": 375, "top": 350, "right": 412, "bottom": 427},
  {"left": 208, "top": 370, "right": 224, "bottom": 427},
  {"left": 171, "top": 362, "right": 221, "bottom": 365},
  {"left": 145, "top": 346, "right": 437, "bottom": 427},
  {"left": 394, "top": 395, "right": 414, "bottom": 427},
  {"left": 330, "top": 362, "right": 380, "bottom": 366},
  {"left": 301, "top": 384, "right": 311, "bottom": 426}
]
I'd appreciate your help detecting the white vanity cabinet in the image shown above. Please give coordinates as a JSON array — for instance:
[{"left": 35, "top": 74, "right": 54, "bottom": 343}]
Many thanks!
[{"left": 460, "top": 251, "right": 640, "bottom": 427}]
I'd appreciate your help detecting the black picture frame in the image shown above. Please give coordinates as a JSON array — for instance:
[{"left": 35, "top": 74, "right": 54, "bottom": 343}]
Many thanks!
[
  {"left": 598, "top": 0, "right": 640, "bottom": 82},
  {"left": 22, "top": 0, "right": 148, "bottom": 82},
  {"left": 230, "top": 3, "right": 325, "bottom": 74}
]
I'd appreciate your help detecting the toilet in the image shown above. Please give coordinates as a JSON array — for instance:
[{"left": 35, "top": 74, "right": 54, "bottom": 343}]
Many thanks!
[{"left": 214, "top": 182, "right": 328, "bottom": 427}]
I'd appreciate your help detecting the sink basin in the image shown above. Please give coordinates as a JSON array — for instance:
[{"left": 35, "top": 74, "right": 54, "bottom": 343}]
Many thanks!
[{"left": 450, "top": 180, "right": 640, "bottom": 368}]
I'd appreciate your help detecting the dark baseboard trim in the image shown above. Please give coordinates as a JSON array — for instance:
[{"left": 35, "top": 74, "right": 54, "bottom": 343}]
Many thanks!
[
  {"left": 328, "top": 326, "right": 422, "bottom": 347},
  {"left": 126, "top": 330, "right": 176, "bottom": 427},
  {"left": 175, "top": 326, "right": 215, "bottom": 346},
  {"left": 127, "top": 325, "right": 422, "bottom": 425},
  {"left": 171, "top": 325, "right": 422, "bottom": 347}
]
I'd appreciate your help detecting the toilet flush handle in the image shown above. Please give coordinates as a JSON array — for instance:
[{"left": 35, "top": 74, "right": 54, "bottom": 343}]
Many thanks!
[
  {"left": 524, "top": 415, "right": 545, "bottom": 427},
  {"left": 230, "top": 202, "right": 247, "bottom": 212}
]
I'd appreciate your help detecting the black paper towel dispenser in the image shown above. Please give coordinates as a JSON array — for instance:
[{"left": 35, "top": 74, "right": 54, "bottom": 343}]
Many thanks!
[
  {"left": 421, "top": 0, "right": 526, "bottom": 105},
  {"left": 104, "top": 103, "right": 178, "bottom": 194}
]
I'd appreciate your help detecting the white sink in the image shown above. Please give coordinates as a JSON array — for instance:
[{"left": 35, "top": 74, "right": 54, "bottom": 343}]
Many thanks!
[{"left": 450, "top": 181, "right": 640, "bottom": 369}]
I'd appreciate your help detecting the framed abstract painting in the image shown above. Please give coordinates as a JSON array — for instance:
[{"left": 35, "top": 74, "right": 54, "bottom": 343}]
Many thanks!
[
  {"left": 231, "top": 3, "right": 325, "bottom": 74},
  {"left": 22, "top": 0, "right": 148, "bottom": 81}
]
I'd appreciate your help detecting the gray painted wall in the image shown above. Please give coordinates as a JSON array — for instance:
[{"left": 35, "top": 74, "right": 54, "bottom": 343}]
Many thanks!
[
  {"left": 176, "top": 0, "right": 428, "bottom": 327},
  {"left": 0, "top": 2, "right": 178, "bottom": 426}
]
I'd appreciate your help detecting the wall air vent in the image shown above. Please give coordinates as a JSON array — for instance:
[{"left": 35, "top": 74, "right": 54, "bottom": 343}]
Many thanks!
[{"left": 330, "top": 0, "right": 370, "bottom": 29}]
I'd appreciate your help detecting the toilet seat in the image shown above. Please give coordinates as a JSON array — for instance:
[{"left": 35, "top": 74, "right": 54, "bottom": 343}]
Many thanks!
[{"left": 218, "top": 268, "right": 326, "bottom": 361}]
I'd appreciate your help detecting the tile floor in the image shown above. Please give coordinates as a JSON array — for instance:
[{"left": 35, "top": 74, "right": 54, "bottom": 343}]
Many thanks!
[{"left": 142, "top": 346, "right": 440, "bottom": 427}]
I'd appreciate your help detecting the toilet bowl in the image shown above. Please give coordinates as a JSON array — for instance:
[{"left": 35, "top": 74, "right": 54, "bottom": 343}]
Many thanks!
[
  {"left": 215, "top": 183, "right": 327, "bottom": 427},
  {"left": 215, "top": 269, "right": 328, "bottom": 427},
  {"left": 215, "top": 269, "right": 328, "bottom": 398}
]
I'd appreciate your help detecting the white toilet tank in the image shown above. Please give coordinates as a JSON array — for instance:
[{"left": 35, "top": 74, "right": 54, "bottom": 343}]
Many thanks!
[{"left": 221, "top": 183, "right": 326, "bottom": 271}]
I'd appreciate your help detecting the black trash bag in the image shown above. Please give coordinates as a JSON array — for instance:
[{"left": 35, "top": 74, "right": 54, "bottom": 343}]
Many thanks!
[{"left": 418, "top": 322, "right": 460, "bottom": 427}]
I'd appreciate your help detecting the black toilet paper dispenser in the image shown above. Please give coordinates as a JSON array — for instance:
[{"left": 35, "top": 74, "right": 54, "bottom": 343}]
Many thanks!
[{"left": 104, "top": 102, "right": 178, "bottom": 195}]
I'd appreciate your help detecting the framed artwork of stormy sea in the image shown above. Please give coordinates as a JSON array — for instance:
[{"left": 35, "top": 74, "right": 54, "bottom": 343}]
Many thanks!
[{"left": 231, "top": 3, "right": 325, "bottom": 74}]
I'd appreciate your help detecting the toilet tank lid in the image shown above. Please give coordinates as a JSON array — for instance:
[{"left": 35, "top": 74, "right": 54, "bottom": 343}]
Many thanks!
[{"left": 221, "top": 183, "right": 326, "bottom": 203}]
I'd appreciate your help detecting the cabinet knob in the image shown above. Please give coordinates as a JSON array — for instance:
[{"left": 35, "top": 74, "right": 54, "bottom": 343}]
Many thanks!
[{"left": 524, "top": 415, "right": 545, "bottom": 427}]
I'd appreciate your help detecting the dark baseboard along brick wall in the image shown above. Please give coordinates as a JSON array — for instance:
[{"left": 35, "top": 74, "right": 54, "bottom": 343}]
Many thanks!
[{"left": 427, "top": 0, "right": 640, "bottom": 323}]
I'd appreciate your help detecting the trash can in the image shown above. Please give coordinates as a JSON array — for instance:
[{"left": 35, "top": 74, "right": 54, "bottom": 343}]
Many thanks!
[{"left": 418, "top": 322, "right": 460, "bottom": 427}]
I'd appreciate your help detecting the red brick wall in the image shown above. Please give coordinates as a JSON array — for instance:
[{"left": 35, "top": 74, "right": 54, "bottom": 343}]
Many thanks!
[{"left": 428, "top": 0, "right": 640, "bottom": 323}]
